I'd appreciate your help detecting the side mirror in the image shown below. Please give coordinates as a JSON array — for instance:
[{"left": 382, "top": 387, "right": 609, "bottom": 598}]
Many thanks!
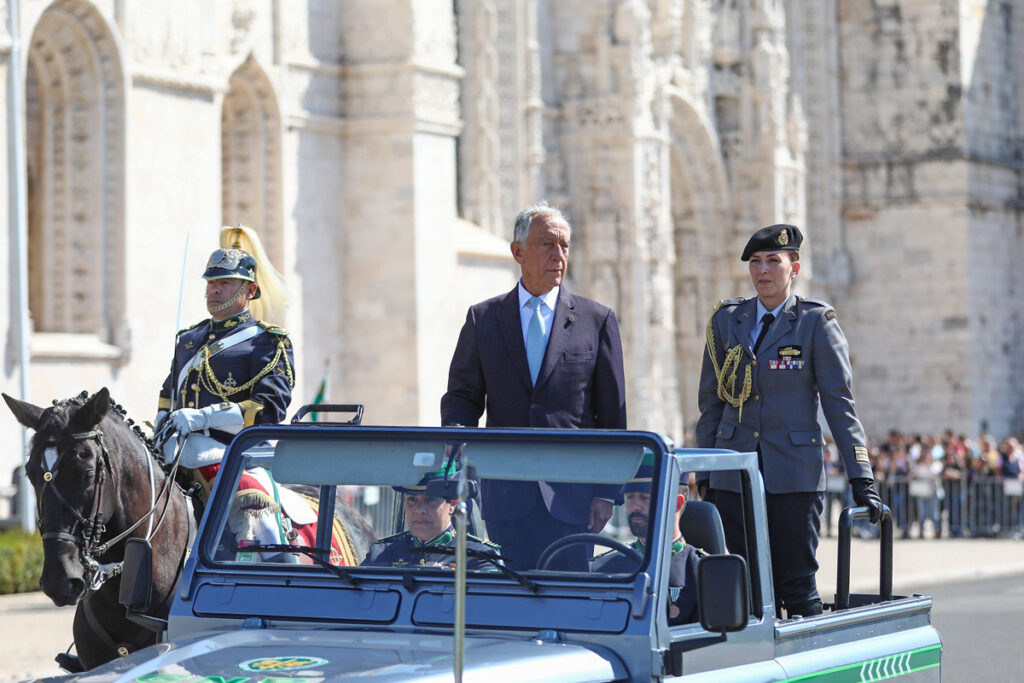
[
  {"left": 697, "top": 554, "right": 749, "bottom": 633},
  {"left": 119, "top": 538, "right": 153, "bottom": 611}
]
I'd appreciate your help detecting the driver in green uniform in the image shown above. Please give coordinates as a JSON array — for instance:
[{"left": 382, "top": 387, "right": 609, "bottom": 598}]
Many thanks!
[
  {"left": 591, "top": 457, "right": 704, "bottom": 624},
  {"left": 361, "top": 467, "right": 500, "bottom": 569}
]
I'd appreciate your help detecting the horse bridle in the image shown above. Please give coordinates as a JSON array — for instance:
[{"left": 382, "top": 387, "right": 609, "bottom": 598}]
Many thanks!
[{"left": 36, "top": 426, "right": 181, "bottom": 595}]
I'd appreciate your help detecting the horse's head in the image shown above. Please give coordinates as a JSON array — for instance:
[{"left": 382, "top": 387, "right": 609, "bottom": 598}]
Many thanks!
[{"left": 3, "top": 388, "right": 123, "bottom": 605}]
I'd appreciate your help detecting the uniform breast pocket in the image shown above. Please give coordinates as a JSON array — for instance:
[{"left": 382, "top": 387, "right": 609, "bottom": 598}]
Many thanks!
[{"left": 563, "top": 349, "right": 595, "bottom": 363}]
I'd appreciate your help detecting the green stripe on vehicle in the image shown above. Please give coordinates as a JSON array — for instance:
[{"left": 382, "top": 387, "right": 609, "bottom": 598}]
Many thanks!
[{"left": 785, "top": 644, "right": 941, "bottom": 682}]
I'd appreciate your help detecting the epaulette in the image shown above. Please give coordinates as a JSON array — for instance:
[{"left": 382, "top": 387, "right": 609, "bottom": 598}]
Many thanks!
[
  {"left": 799, "top": 297, "right": 839, "bottom": 321},
  {"left": 467, "top": 533, "right": 500, "bottom": 549},
  {"left": 694, "top": 547, "right": 709, "bottom": 557},
  {"left": 178, "top": 319, "right": 209, "bottom": 335},
  {"left": 258, "top": 320, "right": 290, "bottom": 336},
  {"left": 376, "top": 531, "right": 407, "bottom": 543},
  {"left": 710, "top": 297, "right": 745, "bottom": 317},
  {"left": 799, "top": 297, "right": 831, "bottom": 309}
]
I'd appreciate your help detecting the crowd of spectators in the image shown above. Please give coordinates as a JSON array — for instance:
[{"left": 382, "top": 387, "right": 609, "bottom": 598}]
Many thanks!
[{"left": 822, "top": 430, "right": 1024, "bottom": 539}]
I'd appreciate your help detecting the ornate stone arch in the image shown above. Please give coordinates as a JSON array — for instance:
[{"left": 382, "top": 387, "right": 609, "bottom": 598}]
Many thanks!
[
  {"left": 221, "top": 55, "right": 283, "bottom": 267},
  {"left": 26, "top": 0, "right": 126, "bottom": 343},
  {"left": 665, "top": 88, "right": 734, "bottom": 431}
]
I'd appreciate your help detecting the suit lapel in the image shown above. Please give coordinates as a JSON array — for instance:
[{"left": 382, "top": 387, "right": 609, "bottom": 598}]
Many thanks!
[
  {"left": 534, "top": 287, "right": 576, "bottom": 390},
  {"left": 757, "top": 293, "right": 797, "bottom": 356},
  {"left": 496, "top": 287, "right": 534, "bottom": 391}
]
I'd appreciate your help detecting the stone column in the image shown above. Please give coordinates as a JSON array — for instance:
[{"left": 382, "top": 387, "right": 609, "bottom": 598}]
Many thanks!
[
  {"left": 339, "top": 0, "right": 462, "bottom": 425},
  {"left": 558, "top": 0, "right": 682, "bottom": 437}
]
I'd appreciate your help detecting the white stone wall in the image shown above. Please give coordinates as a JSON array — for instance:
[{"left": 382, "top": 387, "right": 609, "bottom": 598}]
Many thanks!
[{"left": 4, "top": 0, "right": 1024, "bottom": 523}]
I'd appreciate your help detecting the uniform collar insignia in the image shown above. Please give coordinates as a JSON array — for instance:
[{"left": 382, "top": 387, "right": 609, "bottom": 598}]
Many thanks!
[
  {"left": 211, "top": 311, "right": 252, "bottom": 331},
  {"left": 672, "top": 537, "right": 685, "bottom": 555},
  {"left": 412, "top": 527, "right": 455, "bottom": 548}
]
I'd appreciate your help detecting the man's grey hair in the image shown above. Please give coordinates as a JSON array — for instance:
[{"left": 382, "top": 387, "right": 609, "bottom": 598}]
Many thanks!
[{"left": 512, "top": 201, "right": 571, "bottom": 245}]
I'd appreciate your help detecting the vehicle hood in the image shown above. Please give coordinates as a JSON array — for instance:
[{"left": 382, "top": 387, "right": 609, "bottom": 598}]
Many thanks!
[{"left": 41, "top": 628, "right": 623, "bottom": 683}]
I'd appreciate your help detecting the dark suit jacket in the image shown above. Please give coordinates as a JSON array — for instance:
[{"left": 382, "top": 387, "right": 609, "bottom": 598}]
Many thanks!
[{"left": 441, "top": 284, "right": 627, "bottom": 524}]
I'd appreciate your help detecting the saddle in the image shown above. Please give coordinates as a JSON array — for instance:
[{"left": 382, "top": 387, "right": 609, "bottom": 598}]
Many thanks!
[{"left": 194, "top": 463, "right": 359, "bottom": 566}]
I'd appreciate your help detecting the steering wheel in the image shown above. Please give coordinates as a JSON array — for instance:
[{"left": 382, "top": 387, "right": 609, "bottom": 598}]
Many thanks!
[{"left": 536, "top": 532, "right": 643, "bottom": 570}]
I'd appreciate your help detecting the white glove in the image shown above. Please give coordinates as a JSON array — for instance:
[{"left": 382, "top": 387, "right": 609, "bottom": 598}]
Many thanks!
[
  {"left": 169, "top": 403, "right": 244, "bottom": 436},
  {"left": 169, "top": 408, "right": 206, "bottom": 435},
  {"left": 155, "top": 410, "right": 168, "bottom": 430}
]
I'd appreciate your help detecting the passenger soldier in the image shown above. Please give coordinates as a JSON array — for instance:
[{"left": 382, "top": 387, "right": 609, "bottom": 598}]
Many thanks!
[
  {"left": 591, "top": 457, "right": 704, "bottom": 625},
  {"left": 695, "top": 224, "right": 883, "bottom": 618},
  {"left": 441, "top": 201, "right": 627, "bottom": 570},
  {"left": 362, "top": 467, "right": 501, "bottom": 570},
  {"left": 157, "top": 225, "right": 294, "bottom": 496}
]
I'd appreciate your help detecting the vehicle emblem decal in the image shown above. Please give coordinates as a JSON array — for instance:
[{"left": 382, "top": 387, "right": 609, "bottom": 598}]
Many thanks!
[{"left": 238, "top": 656, "right": 329, "bottom": 672}]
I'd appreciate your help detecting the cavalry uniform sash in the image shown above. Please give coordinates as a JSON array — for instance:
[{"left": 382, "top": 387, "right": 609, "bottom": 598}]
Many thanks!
[{"left": 175, "top": 324, "right": 262, "bottom": 398}]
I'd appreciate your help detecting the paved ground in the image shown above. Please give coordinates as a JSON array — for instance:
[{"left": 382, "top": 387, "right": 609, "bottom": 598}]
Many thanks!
[{"left": 2, "top": 536, "right": 1023, "bottom": 682}]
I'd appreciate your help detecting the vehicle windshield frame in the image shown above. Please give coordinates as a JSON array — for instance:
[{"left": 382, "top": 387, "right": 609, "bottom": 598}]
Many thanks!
[{"left": 196, "top": 425, "right": 671, "bottom": 584}]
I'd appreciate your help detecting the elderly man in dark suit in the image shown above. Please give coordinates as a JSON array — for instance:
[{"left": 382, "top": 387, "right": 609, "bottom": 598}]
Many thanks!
[
  {"left": 441, "top": 202, "right": 627, "bottom": 570},
  {"left": 696, "top": 224, "right": 883, "bottom": 618}
]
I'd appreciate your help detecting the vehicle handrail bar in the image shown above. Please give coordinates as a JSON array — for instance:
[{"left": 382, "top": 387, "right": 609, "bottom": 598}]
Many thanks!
[
  {"left": 290, "top": 403, "right": 364, "bottom": 425},
  {"left": 835, "top": 504, "right": 893, "bottom": 610}
]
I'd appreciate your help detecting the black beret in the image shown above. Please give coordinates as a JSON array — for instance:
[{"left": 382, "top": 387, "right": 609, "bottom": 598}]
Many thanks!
[{"left": 741, "top": 224, "right": 803, "bottom": 261}]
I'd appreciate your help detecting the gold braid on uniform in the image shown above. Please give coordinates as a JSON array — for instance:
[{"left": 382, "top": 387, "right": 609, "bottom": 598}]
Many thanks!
[
  {"left": 705, "top": 301, "right": 753, "bottom": 422},
  {"left": 197, "top": 335, "right": 295, "bottom": 402}
]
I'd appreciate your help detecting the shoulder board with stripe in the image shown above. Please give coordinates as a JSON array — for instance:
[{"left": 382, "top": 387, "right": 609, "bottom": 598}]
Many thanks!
[
  {"left": 376, "top": 532, "right": 407, "bottom": 543},
  {"left": 467, "top": 534, "right": 500, "bottom": 549},
  {"left": 257, "top": 320, "right": 290, "bottom": 336}
]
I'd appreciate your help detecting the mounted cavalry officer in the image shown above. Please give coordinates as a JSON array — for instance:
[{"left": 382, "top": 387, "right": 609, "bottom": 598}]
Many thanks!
[
  {"left": 156, "top": 225, "right": 294, "bottom": 497},
  {"left": 696, "top": 224, "right": 883, "bottom": 619}
]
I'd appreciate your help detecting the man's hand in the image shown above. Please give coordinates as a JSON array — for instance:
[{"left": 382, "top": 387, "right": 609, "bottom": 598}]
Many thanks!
[
  {"left": 850, "top": 477, "right": 884, "bottom": 524},
  {"left": 169, "top": 408, "right": 206, "bottom": 435},
  {"left": 588, "top": 498, "right": 613, "bottom": 533}
]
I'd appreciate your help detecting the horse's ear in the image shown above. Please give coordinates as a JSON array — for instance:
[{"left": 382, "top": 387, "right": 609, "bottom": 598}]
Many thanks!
[
  {"left": 2, "top": 393, "right": 45, "bottom": 429},
  {"left": 73, "top": 388, "right": 112, "bottom": 430}
]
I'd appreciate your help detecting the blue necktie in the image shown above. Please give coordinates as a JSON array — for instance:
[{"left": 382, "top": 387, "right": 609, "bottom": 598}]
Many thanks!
[{"left": 526, "top": 296, "right": 546, "bottom": 385}]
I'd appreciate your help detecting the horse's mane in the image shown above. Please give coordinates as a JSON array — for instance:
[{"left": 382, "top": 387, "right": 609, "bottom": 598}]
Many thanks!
[{"left": 36, "top": 391, "right": 162, "bottom": 466}]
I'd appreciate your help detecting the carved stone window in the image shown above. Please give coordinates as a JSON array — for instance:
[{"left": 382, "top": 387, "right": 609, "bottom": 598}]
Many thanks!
[
  {"left": 221, "top": 56, "right": 283, "bottom": 267},
  {"left": 26, "top": 0, "right": 126, "bottom": 354}
]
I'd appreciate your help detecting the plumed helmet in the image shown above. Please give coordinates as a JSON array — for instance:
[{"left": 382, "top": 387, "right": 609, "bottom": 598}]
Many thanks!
[{"left": 202, "top": 249, "right": 261, "bottom": 298}]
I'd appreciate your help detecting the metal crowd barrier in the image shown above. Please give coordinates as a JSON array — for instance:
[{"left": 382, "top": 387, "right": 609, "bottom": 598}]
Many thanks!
[{"left": 823, "top": 474, "right": 1024, "bottom": 539}]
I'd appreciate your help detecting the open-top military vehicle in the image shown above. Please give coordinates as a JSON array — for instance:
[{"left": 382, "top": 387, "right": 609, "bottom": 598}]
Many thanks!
[{"left": 40, "top": 410, "right": 940, "bottom": 682}]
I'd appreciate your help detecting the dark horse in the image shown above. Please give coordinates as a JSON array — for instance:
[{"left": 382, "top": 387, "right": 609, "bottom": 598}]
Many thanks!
[
  {"left": 4, "top": 388, "right": 376, "bottom": 671},
  {"left": 4, "top": 388, "right": 192, "bottom": 671}
]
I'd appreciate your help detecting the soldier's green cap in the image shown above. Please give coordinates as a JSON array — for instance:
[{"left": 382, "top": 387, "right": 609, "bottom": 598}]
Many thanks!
[
  {"left": 393, "top": 460, "right": 459, "bottom": 496},
  {"left": 623, "top": 451, "right": 655, "bottom": 493}
]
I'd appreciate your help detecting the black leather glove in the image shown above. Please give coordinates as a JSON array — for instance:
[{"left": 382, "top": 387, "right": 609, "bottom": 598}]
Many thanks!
[{"left": 850, "top": 477, "right": 883, "bottom": 524}]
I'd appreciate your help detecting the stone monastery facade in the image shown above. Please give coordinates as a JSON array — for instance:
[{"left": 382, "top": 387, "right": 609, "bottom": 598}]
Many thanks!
[{"left": 1, "top": 0, "right": 1022, "bottom": 519}]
